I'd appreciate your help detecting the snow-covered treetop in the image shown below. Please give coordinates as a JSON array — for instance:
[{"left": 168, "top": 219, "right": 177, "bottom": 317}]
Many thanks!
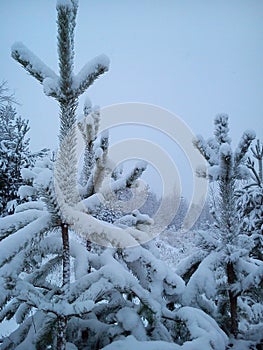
[
  {"left": 11, "top": 2, "right": 109, "bottom": 103},
  {"left": 194, "top": 115, "right": 256, "bottom": 182},
  {"left": 214, "top": 114, "right": 231, "bottom": 145},
  {"left": 56, "top": 0, "right": 78, "bottom": 10}
]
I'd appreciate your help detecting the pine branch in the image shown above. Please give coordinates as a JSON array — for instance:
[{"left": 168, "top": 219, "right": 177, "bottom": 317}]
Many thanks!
[
  {"left": 251, "top": 139, "right": 263, "bottom": 160},
  {"left": 234, "top": 130, "right": 256, "bottom": 166},
  {"left": 73, "top": 56, "right": 110, "bottom": 97},
  {"left": 214, "top": 114, "right": 231, "bottom": 145},
  {"left": 112, "top": 162, "right": 147, "bottom": 192},
  {"left": 11, "top": 42, "right": 59, "bottom": 96},
  {"left": 246, "top": 157, "right": 261, "bottom": 186},
  {"left": 251, "top": 139, "right": 263, "bottom": 182},
  {"left": 193, "top": 136, "right": 211, "bottom": 163}
]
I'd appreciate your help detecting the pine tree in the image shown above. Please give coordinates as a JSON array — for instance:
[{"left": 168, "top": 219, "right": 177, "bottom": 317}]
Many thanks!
[
  {"left": 176, "top": 115, "right": 263, "bottom": 344},
  {"left": 236, "top": 139, "right": 263, "bottom": 260},
  {"left": 0, "top": 81, "right": 16, "bottom": 108},
  {"left": 0, "top": 102, "right": 46, "bottom": 216},
  {"left": 1, "top": 0, "right": 109, "bottom": 348}
]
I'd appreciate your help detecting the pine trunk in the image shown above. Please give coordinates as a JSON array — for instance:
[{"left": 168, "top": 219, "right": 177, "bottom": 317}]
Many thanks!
[
  {"left": 57, "top": 315, "right": 67, "bottom": 350},
  {"left": 62, "top": 223, "right": 70, "bottom": 292},
  {"left": 227, "top": 262, "right": 238, "bottom": 337},
  {"left": 56, "top": 223, "right": 70, "bottom": 349}
]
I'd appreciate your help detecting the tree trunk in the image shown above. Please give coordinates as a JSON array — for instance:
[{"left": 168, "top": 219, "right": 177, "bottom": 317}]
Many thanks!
[
  {"left": 57, "top": 315, "right": 67, "bottom": 350},
  {"left": 56, "top": 223, "right": 70, "bottom": 349},
  {"left": 62, "top": 223, "right": 70, "bottom": 292},
  {"left": 227, "top": 262, "right": 238, "bottom": 337}
]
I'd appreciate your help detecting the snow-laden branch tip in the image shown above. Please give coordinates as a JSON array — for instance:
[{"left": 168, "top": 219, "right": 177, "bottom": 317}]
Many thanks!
[
  {"left": 0, "top": 213, "right": 51, "bottom": 268},
  {"left": 73, "top": 54, "right": 110, "bottom": 96},
  {"left": 234, "top": 129, "right": 256, "bottom": 165},
  {"left": 57, "top": 0, "right": 78, "bottom": 10},
  {"left": 11, "top": 42, "right": 59, "bottom": 95}
]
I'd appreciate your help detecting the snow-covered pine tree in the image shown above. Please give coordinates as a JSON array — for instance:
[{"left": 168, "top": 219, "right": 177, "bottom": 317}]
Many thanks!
[
  {"left": 74, "top": 97, "right": 151, "bottom": 257},
  {"left": 0, "top": 104, "right": 29, "bottom": 215},
  {"left": 0, "top": 101, "right": 47, "bottom": 216},
  {"left": 0, "top": 1, "right": 229, "bottom": 349},
  {"left": 176, "top": 115, "right": 263, "bottom": 345},
  {"left": 0, "top": 81, "right": 16, "bottom": 108},
  {"left": 140, "top": 189, "right": 160, "bottom": 217},
  {"left": 1, "top": 0, "right": 109, "bottom": 348},
  {"left": 236, "top": 139, "right": 263, "bottom": 260}
]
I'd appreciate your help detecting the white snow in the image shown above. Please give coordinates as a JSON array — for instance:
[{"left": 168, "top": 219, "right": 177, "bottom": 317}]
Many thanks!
[
  {"left": 20, "top": 168, "right": 35, "bottom": 181},
  {"left": 56, "top": 0, "right": 77, "bottom": 9},
  {"left": 116, "top": 307, "right": 140, "bottom": 331},
  {"left": 73, "top": 54, "right": 110, "bottom": 91},
  {"left": 176, "top": 307, "right": 228, "bottom": 350},
  {"left": 220, "top": 143, "right": 231, "bottom": 157},
  {"left": 17, "top": 185, "right": 36, "bottom": 200},
  {"left": 0, "top": 213, "right": 51, "bottom": 267},
  {"left": 83, "top": 95, "right": 92, "bottom": 114},
  {"left": 43, "top": 77, "right": 59, "bottom": 96},
  {"left": 11, "top": 42, "right": 58, "bottom": 82}
]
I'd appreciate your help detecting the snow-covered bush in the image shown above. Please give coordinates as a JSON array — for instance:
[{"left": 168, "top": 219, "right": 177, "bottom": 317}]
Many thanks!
[{"left": 0, "top": 98, "right": 47, "bottom": 216}]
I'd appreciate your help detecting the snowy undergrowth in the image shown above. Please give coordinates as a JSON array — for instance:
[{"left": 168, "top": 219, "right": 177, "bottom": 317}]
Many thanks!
[{"left": 156, "top": 228, "right": 198, "bottom": 270}]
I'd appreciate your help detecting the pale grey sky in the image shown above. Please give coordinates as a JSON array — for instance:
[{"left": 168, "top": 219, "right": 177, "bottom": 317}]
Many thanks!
[{"left": 0, "top": 0, "right": 263, "bottom": 199}]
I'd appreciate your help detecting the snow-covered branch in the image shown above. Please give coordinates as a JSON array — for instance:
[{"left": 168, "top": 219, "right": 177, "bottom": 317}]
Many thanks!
[
  {"left": 11, "top": 42, "right": 59, "bottom": 97},
  {"left": 73, "top": 55, "right": 110, "bottom": 96}
]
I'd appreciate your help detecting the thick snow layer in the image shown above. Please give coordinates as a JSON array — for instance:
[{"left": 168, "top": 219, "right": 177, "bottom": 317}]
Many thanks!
[
  {"left": 182, "top": 253, "right": 218, "bottom": 305},
  {"left": 11, "top": 42, "right": 58, "bottom": 81},
  {"left": 15, "top": 201, "right": 45, "bottom": 213},
  {"left": 117, "top": 308, "right": 141, "bottom": 331},
  {"left": 0, "top": 213, "right": 51, "bottom": 267},
  {"left": 66, "top": 343, "right": 78, "bottom": 350},
  {"left": 102, "top": 314, "right": 228, "bottom": 350},
  {"left": 33, "top": 167, "right": 53, "bottom": 189},
  {"left": 102, "top": 336, "right": 181, "bottom": 350},
  {"left": 83, "top": 95, "right": 92, "bottom": 114},
  {"left": 244, "top": 130, "right": 256, "bottom": 139},
  {"left": 81, "top": 193, "right": 105, "bottom": 211},
  {"left": 20, "top": 168, "right": 35, "bottom": 181},
  {"left": 56, "top": 0, "right": 77, "bottom": 10},
  {"left": 73, "top": 54, "right": 110, "bottom": 90},
  {"left": 6, "top": 200, "right": 17, "bottom": 213},
  {"left": 220, "top": 143, "right": 231, "bottom": 157},
  {"left": 0, "top": 209, "right": 44, "bottom": 238},
  {"left": 17, "top": 185, "right": 36, "bottom": 199},
  {"left": 62, "top": 204, "right": 151, "bottom": 247},
  {"left": 208, "top": 165, "right": 221, "bottom": 180},
  {"left": 43, "top": 77, "right": 59, "bottom": 96}
]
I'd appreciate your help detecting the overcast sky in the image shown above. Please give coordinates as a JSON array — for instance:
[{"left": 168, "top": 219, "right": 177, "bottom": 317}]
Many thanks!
[{"left": 0, "top": 0, "right": 263, "bottom": 199}]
